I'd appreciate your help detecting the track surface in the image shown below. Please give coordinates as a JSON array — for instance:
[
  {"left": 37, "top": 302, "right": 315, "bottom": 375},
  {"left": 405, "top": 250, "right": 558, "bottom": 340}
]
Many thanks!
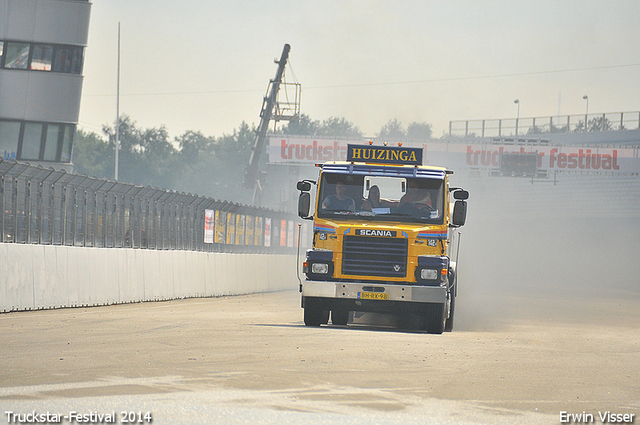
[{"left": 1, "top": 289, "right": 638, "bottom": 424}]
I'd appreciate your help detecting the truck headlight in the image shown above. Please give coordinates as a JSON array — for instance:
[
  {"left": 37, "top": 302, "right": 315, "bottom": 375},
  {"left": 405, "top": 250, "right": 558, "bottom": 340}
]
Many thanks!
[
  {"left": 420, "top": 268, "right": 438, "bottom": 280},
  {"left": 311, "top": 263, "right": 329, "bottom": 274}
]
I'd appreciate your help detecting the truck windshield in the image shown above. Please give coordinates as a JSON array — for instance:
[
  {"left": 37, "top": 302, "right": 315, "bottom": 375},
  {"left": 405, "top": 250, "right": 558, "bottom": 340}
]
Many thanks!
[{"left": 316, "top": 173, "right": 445, "bottom": 224}]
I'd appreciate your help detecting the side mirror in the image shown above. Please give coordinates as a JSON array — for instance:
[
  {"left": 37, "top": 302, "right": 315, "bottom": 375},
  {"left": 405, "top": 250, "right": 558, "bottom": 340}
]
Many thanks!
[
  {"left": 453, "top": 190, "right": 469, "bottom": 200},
  {"left": 297, "top": 181, "right": 312, "bottom": 191},
  {"left": 452, "top": 200, "right": 467, "bottom": 227},
  {"left": 298, "top": 192, "right": 311, "bottom": 219}
]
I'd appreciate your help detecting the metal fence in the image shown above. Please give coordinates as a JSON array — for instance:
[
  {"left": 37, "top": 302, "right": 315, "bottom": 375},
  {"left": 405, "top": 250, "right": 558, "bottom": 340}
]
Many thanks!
[
  {"left": 449, "top": 111, "right": 640, "bottom": 138},
  {"left": 0, "top": 159, "right": 302, "bottom": 253}
]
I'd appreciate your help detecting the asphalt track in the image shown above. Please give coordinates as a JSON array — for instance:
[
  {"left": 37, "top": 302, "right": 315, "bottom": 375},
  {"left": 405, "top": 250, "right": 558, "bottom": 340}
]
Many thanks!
[{"left": 1, "top": 287, "right": 638, "bottom": 425}]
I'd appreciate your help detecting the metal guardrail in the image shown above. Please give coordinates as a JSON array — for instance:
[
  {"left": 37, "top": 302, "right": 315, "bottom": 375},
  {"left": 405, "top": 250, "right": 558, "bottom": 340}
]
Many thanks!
[
  {"left": 449, "top": 111, "right": 640, "bottom": 138},
  {"left": 0, "top": 159, "right": 301, "bottom": 253}
]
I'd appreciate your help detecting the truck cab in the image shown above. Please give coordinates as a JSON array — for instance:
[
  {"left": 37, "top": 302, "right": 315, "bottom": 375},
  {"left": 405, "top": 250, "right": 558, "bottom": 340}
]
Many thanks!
[{"left": 297, "top": 143, "right": 468, "bottom": 334}]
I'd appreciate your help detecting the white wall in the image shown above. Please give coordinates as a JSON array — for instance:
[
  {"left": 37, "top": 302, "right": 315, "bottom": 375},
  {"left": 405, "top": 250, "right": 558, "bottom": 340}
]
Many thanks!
[{"left": 0, "top": 243, "right": 300, "bottom": 312}]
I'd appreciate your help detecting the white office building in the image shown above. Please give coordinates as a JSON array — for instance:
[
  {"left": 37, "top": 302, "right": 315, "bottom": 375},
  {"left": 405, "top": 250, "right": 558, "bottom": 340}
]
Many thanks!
[{"left": 0, "top": 0, "right": 91, "bottom": 169}]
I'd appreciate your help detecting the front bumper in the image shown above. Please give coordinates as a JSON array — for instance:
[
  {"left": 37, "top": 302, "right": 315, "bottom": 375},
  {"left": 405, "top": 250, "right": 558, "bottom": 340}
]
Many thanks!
[{"left": 302, "top": 280, "right": 447, "bottom": 304}]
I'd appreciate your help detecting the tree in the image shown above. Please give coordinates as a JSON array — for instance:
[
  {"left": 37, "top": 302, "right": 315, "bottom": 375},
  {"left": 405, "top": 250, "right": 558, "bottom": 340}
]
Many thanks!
[
  {"left": 550, "top": 124, "right": 569, "bottom": 134},
  {"left": 377, "top": 119, "right": 405, "bottom": 139},
  {"left": 73, "top": 113, "right": 435, "bottom": 208},
  {"left": 588, "top": 116, "right": 613, "bottom": 132},
  {"left": 72, "top": 129, "right": 111, "bottom": 179},
  {"left": 527, "top": 125, "right": 548, "bottom": 135},
  {"left": 74, "top": 118, "right": 259, "bottom": 202},
  {"left": 171, "top": 131, "right": 217, "bottom": 198},
  {"left": 101, "top": 115, "right": 178, "bottom": 187},
  {"left": 406, "top": 122, "right": 432, "bottom": 140},
  {"left": 175, "top": 131, "right": 214, "bottom": 163},
  {"left": 280, "top": 114, "right": 319, "bottom": 135},
  {"left": 203, "top": 121, "right": 256, "bottom": 203},
  {"left": 574, "top": 117, "right": 615, "bottom": 133},
  {"left": 317, "top": 117, "right": 363, "bottom": 138},
  {"left": 278, "top": 114, "right": 363, "bottom": 138}
]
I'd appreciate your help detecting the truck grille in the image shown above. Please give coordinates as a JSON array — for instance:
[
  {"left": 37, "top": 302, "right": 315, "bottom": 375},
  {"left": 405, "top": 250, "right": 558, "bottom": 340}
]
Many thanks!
[{"left": 342, "top": 235, "right": 408, "bottom": 278}]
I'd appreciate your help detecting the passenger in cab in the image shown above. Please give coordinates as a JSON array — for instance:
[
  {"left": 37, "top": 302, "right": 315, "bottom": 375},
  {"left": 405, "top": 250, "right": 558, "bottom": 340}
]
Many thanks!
[
  {"left": 361, "top": 185, "right": 381, "bottom": 211},
  {"left": 361, "top": 185, "right": 395, "bottom": 211}
]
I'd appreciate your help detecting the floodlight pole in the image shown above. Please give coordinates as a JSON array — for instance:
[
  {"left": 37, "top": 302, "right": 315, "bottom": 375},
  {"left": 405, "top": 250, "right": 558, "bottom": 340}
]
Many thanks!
[
  {"left": 514, "top": 99, "right": 520, "bottom": 136},
  {"left": 583, "top": 95, "right": 589, "bottom": 132},
  {"left": 115, "top": 22, "right": 121, "bottom": 181}
]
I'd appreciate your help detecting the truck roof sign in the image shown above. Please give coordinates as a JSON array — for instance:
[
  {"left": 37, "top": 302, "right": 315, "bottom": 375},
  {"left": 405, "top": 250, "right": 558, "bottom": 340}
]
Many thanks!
[{"left": 347, "top": 144, "right": 423, "bottom": 166}]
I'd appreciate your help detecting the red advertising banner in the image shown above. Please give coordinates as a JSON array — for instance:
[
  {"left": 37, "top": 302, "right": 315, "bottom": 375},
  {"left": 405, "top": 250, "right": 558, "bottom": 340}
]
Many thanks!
[
  {"left": 426, "top": 143, "right": 639, "bottom": 174},
  {"left": 268, "top": 136, "right": 640, "bottom": 175},
  {"left": 268, "top": 137, "right": 355, "bottom": 163}
]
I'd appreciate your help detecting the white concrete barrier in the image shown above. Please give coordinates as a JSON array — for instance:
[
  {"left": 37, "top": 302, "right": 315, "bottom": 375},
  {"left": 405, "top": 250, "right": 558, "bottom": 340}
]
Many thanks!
[{"left": 0, "top": 243, "right": 300, "bottom": 312}]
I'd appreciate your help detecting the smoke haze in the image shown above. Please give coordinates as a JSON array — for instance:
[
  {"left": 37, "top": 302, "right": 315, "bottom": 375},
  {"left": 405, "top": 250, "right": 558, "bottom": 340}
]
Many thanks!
[{"left": 451, "top": 173, "right": 640, "bottom": 330}]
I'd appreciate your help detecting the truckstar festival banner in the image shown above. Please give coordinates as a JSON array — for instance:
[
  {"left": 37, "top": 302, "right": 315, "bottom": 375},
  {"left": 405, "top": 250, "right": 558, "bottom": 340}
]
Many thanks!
[
  {"left": 435, "top": 144, "right": 639, "bottom": 174},
  {"left": 269, "top": 137, "right": 352, "bottom": 163},
  {"left": 268, "top": 136, "right": 640, "bottom": 175}
]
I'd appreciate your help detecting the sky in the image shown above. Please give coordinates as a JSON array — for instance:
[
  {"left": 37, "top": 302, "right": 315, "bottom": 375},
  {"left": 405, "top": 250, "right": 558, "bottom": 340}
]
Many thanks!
[{"left": 78, "top": 0, "right": 640, "bottom": 140}]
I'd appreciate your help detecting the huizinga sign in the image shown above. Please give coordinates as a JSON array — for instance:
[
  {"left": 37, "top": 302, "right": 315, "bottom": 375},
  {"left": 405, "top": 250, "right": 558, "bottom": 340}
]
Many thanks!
[{"left": 346, "top": 144, "right": 423, "bottom": 165}]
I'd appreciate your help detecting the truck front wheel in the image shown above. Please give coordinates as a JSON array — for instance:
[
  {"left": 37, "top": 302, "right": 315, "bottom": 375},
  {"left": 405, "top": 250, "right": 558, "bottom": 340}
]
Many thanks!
[
  {"left": 426, "top": 303, "right": 447, "bottom": 334},
  {"left": 444, "top": 294, "right": 455, "bottom": 332},
  {"left": 303, "top": 297, "right": 329, "bottom": 326},
  {"left": 331, "top": 309, "right": 349, "bottom": 326}
]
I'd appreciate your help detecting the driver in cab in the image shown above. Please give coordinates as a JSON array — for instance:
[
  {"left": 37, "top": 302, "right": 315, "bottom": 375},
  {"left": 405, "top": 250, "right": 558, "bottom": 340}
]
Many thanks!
[
  {"left": 322, "top": 181, "right": 355, "bottom": 211},
  {"left": 398, "top": 180, "right": 432, "bottom": 209}
]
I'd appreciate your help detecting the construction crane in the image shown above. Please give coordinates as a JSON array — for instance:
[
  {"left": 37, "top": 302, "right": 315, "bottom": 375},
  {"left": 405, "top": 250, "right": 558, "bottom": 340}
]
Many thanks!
[{"left": 242, "top": 44, "right": 300, "bottom": 204}]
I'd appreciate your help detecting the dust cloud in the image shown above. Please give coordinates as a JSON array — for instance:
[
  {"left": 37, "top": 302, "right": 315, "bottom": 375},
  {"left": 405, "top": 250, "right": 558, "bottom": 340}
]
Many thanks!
[{"left": 450, "top": 173, "right": 640, "bottom": 331}]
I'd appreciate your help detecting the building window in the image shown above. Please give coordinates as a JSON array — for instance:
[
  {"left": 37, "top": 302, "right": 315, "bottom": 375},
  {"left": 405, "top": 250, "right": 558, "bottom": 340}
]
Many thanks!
[
  {"left": 0, "top": 120, "right": 21, "bottom": 159},
  {"left": 52, "top": 45, "right": 83, "bottom": 74},
  {"left": 0, "top": 120, "right": 73, "bottom": 163},
  {"left": 20, "top": 123, "right": 44, "bottom": 160},
  {"left": 0, "top": 41, "right": 84, "bottom": 74},
  {"left": 4, "top": 42, "right": 31, "bottom": 69},
  {"left": 44, "top": 124, "right": 62, "bottom": 160},
  {"left": 31, "top": 44, "right": 54, "bottom": 71},
  {"left": 60, "top": 126, "right": 74, "bottom": 162}
]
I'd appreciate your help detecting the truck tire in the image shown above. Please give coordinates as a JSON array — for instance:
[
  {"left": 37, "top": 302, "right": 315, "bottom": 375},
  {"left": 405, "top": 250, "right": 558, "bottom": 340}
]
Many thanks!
[
  {"left": 444, "top": 294, "right": 455, "bottom": 332},
  {"left": 331, "top": 309, "right": 349, "bottom": 326},
  {"left": 304, "top": 305, "right": 326, "bottom": 326},
  {"left": 426, "top": 303, "right": 446, "bottom": 334},
  {"left": 397, "top": 313, "right": 426, "bottom": 332},
  {"left": 303, "top": 297, "right": 329, "bottom": 327}
]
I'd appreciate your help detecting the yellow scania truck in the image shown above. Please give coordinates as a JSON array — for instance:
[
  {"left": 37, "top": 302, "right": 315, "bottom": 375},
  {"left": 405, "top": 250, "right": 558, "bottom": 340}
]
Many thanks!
[{"left": 297, "top": 143, "right": 468, "bottom": 334}]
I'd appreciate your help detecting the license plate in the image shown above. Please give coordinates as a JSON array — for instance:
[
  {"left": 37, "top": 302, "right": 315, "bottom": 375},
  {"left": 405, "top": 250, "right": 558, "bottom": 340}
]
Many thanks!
[{"left": 358, "top": 291, "right": 389, "bottom": 300}]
